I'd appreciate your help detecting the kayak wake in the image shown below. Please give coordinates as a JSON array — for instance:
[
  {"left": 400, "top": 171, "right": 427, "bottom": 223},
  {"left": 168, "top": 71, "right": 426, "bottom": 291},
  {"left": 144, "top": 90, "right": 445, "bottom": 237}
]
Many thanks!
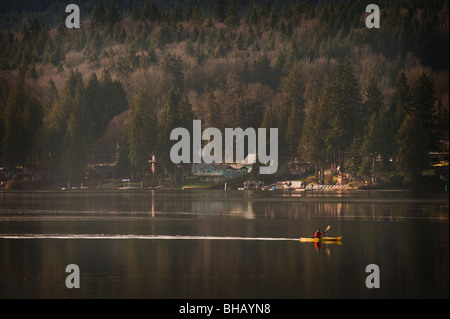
[{"left": 0, "top": 233, "right": 300, "bottom": 241}]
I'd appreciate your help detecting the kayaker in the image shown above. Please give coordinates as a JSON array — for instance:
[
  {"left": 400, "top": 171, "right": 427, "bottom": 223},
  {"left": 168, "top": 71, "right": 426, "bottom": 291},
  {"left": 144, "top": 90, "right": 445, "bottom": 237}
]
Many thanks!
[{"left": 314, "top": 229, "right": 324, "bottom": 238}]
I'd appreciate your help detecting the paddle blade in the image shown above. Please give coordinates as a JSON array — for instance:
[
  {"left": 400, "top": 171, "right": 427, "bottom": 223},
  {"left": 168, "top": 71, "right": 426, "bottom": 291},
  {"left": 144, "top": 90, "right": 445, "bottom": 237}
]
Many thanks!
[{"left": 324, "top": 225, "right": 331, "bottom": 232}]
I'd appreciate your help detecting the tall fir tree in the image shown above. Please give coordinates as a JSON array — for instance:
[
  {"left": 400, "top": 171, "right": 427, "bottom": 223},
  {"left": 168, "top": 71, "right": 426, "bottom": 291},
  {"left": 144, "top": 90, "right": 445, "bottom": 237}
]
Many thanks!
[
  {"left": 216, "top": 0, "right": 226, "bottom": 23},
  {"left": 126, "top": 90, "right": 158, "bottom": 179},
  {"left": 395, "top": 73, "right": 437, "bottom": 187},
  {"left": 205, "top": 91, "right": 222, "bottom": 131},
  {"left": 59, "top": 70, "right": 88, "bottom": 186},
  {"left": 299, "top": 96, "right": 328, "bottom": 182},
  {"left": 322, "top": 60, "right": 361, "bottom": 169},
  {"left": 390, "top": 72, "right": 411, "bottom": 133},
  {"left": 157, "top": 88, "right": 194, "bottom": 179},
  {"left": 91, "top": 1, "right": 107, "bottom": 29},
  {"left": 106, "top": 0, "right": 122, "bottom": 27},
  {"left": 285, "top": 103, "right": 303, "bottom": 156},
  {"left": 2, "top": 76, "right": 42, "bottom": 170},
  {"left": 282, "top": 64, "right": 306, "bottom": 157},
  {"left": 85, "top": 72, "right": 102, "bottom": 141}
]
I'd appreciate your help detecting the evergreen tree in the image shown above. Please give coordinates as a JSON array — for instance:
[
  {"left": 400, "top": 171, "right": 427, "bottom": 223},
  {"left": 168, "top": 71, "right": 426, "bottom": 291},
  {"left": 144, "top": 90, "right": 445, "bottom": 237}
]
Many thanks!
[
  {"left": 126, "top": 90, "right": 158, "bottom": 179},
  {"left": 60, "top": 111, "right": 87, "bottom": 187},
  {"left": 91, "top": 1, "right": 107, "bottom": 29},
  {"left": 190, "top": 5, "right": 203, "bottom": 26},
  {"left": 99, "top": 69, "right": 128, "bottom": 131},
  {"left": 58, "top": 70, "right": 88, "bottom": 186},
  {"left": 205, "top": 92, "right": 222, "bottom": 130},
  {"left": 299, "top": 97, "right": 328, "bottom": 182},
  {"left": 395, "top": 73, "right": 437, "bottom": 187},
  {"left": 43, "top": 70, "right": 87, "bottom": 184},
  {"left": 141, "top": 0, "right": 161, "bottom": 23},
  {"left": 157, "top": 88, "right": 194, "bottom": 178},
  {"left": 85, "top": 72, "right": 103, "bottom": 140},
  {"left": 162, "top": 53, "right": 184, "bottom": 92},
  {"left": 252, "top": 53, "right": 275, "bottom": 88},
  {"left": 285, "top": 103, "right": 303, "bottom": 156},
  {"left": 276, "top": 101, "right": 291, "bottom": 158},
  {"left": 177, "top": 95, "right": 194, "bottom": 132},
  {"left": 410, "top": 73, "right": 437, "bottom": 149},
  {"left": 215, "top": 0, "right": 226, "bottom": 23},
  {"left": 359, "top": 112, "right": 385, "bottom": 180},
  {"left": 44, "top": 78, "right": 59, "bottom": 110},
  {"left": 131, "top": 4, "right": 141, "bottom": 21},
  {"left": 169, "top": 2, "right": 183, "bottom": 25},
  {"left": 49, "top": 39, "right": 64, "bottom": 67},
  {"left": 106, "top": 0, "right": 122, "bottom": 27},
  {"left": 363, "top": 79, "right": 383, "bottom": 127},
  {"left": 354, "top": 79, "right": 392, "bottom": 179},
  {"left": 247, "top": 4, "right": 260, "bottom": 27},
  {"left": 45, "top": 91, "right": 68, "bottom": 181},
  {"left": 346, "top": 137, "right": 363, "bottom": 178},
  {"left": 0, "top": 78, "right": 9, "bottom": 161},
  {"left": 395, "top": 113, "right": 421, "bottom": 186},
  {"left": 436, "top": 97, "right": 449, "bottom": 144},
  {"left": 281, "top": 64, "right": 306, "bottom": 156},
  {"left": 157, "top": 88, "right": 180, "bottom": 175},
  {"left": 322, "top": 60, "right": 361, "bottom": 169},
  {"left": 158, "top": 23, "right": 174, "bottom": 47},
  {"left": 390, "top": 72, "right": 411, "bottom": 133},
  {"left": 261, "top": 105, "right": 277, "bottom": 131},
  {"left": 2, "top": 76, "right": 42, "bottom": 170},
  {"left": 226, "top": 2, "right": 239, "bottom": 29}
]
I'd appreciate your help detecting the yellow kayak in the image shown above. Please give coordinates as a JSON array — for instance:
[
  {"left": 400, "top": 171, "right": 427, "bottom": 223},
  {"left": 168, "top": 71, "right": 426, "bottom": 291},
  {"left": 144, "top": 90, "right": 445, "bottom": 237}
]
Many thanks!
[{"left": 299, "top": 236, "right": 343, "bottom": 242}]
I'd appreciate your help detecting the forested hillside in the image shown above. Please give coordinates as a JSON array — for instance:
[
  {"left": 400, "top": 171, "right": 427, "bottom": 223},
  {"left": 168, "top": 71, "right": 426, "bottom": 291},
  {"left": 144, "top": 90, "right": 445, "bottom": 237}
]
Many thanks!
[{"left": 0, "top": 0, "right": 448, "bottom": 189}]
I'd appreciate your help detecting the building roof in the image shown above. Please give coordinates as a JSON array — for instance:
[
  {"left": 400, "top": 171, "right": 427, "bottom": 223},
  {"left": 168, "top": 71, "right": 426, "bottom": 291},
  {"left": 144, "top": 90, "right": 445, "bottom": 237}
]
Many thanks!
[
  {"left": 229, "top": 164, "right": 248, "bottom": 170},
  {"left": 242, "top": 154, "right": 257, "bottom": 164}
]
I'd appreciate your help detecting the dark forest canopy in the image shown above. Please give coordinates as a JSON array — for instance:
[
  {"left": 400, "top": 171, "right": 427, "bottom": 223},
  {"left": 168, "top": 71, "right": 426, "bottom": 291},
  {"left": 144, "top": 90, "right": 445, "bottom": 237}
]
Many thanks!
[
  {"left": 1, "top": 0, "right": 448, "bottom": 69},
  {"left": 0, "top": 0, "right": 448, "bottom": 188}
]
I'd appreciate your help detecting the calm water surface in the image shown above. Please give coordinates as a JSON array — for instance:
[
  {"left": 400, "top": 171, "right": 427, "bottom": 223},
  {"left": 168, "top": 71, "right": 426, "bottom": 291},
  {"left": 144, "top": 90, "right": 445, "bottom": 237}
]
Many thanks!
[{"left": 0, "top": 189, "right": 448, "bottom": 298}]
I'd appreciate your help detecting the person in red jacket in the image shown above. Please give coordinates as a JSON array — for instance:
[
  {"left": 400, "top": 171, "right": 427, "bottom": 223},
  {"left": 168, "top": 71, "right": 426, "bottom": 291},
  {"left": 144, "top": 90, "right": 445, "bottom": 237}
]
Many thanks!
[{"left": 314, "top": 229, "right": 324, "bottom": 238}]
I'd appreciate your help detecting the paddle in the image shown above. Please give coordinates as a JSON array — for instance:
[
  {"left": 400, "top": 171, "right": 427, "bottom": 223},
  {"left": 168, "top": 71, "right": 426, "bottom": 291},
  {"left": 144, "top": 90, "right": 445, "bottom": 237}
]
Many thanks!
[{"left": 321, "top": 225, "right": 330, "bottom": 238}]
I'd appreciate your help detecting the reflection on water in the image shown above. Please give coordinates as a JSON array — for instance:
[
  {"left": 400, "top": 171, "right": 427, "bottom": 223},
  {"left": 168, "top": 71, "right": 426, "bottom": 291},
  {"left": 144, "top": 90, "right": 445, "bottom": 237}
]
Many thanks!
[
  {"left": 0, "top": 190, "right": 448, "bottom": 298},
  {"left": 0, "top": 190, "right": 447, "bottom": 221}
]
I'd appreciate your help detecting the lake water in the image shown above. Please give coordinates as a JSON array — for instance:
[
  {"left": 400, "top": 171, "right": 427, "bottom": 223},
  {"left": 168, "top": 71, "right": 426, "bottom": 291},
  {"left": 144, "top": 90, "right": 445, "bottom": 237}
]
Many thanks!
[{"left": 0, "top": 189, "right": 448, "bottom": 299}]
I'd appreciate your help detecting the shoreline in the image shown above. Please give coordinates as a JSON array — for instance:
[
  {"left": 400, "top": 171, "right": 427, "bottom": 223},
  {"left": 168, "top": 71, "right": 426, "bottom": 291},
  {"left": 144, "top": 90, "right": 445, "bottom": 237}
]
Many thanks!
[{"left": 0, "top": 186, "right": 447, "bottom": 195}]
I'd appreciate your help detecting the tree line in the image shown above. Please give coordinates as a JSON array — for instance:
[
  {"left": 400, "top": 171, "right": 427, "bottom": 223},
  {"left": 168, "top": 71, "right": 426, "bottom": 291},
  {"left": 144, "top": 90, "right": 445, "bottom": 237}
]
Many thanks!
[
  {"left": 0, "top": 69, "right": 128, "bottom": 185},
  {"left": 0, "top": 0, "right": 448, "bottom": 188}
]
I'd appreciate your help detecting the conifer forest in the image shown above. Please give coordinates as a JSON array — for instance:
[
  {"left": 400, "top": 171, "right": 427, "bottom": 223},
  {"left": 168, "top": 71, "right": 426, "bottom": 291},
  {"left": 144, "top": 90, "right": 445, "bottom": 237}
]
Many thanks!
[{"left": 0, "top": 0, "right": 448, "bottom": 189}]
